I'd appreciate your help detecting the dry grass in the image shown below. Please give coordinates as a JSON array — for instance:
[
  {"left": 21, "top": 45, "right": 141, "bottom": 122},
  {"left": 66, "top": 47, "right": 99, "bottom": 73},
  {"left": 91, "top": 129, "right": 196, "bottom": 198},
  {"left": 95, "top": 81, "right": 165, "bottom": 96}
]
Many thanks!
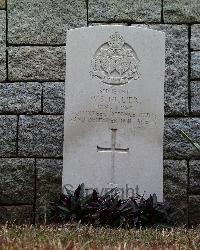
[{"left": 0, "top": 224, "right": 199, "bottom": 250}]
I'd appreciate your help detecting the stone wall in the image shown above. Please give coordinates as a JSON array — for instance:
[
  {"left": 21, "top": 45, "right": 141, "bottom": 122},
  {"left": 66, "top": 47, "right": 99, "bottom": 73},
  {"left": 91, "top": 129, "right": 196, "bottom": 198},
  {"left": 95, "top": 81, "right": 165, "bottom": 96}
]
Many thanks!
[{"left": 0, "top": 0, "right": 199, "bottom": 226}]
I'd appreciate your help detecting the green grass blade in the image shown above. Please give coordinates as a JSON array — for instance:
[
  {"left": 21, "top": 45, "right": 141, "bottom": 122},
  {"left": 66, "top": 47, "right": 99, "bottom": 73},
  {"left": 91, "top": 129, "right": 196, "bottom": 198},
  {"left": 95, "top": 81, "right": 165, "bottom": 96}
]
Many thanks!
[{"left": 180, "top": 130, "right": 200, "bottom": 151}]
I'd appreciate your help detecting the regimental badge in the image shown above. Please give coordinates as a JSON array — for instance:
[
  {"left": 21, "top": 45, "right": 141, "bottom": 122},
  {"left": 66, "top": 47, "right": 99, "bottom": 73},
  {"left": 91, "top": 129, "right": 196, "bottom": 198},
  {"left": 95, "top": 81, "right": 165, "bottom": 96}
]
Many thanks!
[{"left": 91, "top": 32, "right": 140, "bottom": 86}]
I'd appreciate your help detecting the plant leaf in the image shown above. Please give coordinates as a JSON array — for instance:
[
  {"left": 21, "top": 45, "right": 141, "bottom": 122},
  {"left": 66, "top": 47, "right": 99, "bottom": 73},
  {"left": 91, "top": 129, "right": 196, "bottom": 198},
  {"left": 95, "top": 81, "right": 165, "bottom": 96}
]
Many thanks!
[
  {"left": 58, "top": 206, "right": 71, "bottom": 214},
  {"left": 63, "top": 185, "right": 74, "bottom": 196},
  {"left": 180, "top": 130, "right": 200, "bottom": 151}
]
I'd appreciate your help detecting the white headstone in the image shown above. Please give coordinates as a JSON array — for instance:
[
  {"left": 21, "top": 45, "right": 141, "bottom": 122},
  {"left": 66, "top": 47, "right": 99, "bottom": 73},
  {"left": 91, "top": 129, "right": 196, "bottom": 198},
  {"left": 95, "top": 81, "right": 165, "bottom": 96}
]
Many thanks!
[{"left": 63, "top": 26, "right": 165, "bottom": 201}]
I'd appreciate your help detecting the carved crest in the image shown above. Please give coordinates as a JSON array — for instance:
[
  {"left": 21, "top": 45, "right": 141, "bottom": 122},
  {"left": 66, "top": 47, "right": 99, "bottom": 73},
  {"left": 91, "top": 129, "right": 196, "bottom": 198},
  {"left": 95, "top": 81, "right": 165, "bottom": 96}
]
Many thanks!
[{"left": 91, "top": 32, "right": 140, "bottom": 86}]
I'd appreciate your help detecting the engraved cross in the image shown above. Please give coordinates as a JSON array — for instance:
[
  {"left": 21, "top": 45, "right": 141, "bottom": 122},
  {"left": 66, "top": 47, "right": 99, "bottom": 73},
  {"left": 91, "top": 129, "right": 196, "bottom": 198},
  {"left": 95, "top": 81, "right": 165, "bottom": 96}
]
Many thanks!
[{"left": 97, "top": 129, "right": 129, "bottom": 183}]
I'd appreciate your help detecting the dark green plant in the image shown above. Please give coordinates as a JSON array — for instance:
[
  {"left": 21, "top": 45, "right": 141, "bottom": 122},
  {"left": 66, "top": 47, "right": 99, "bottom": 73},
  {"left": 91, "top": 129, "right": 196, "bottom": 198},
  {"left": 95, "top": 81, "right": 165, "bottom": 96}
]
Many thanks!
[
  {"left": 180, "top": 130, "right": 200, "bottom": 151},
  {"left": 57, "top": 184, "right": 172, "bottom": 228}
]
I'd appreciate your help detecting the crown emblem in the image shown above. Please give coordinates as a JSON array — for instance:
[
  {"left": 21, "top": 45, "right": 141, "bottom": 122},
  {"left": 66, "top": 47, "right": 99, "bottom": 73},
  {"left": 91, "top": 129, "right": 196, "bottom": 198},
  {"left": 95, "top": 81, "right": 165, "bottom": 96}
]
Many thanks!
[{"left": 91, "top": 32, "right": 140, "bottom": 86}]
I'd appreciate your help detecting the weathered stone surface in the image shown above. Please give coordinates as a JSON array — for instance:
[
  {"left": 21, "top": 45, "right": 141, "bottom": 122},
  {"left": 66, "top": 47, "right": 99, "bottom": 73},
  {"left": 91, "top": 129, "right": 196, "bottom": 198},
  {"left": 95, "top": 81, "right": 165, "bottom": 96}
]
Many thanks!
[
  {"left": 132, "top": 24, "right": 188, "bottom": 116},
  {"left": 189, "top": 160, "right": 200, "bottom": 194},
  {"left": 156, "top": 25, "right": 188, "bottom": 116},
  {"left": 0, "top": 11, "right": 6, "bottom": 81},
  {"left": 63, "top": 26, "right": 165, "bottom": 201},
  {"left": 0, "top": 158, "right": 34, "bottom": 204},
  {"left": 43, "top": 82, "right": 65, "bottom": 114},
  {"left": 35, "top": 159, "right": 63, "bottom": 223},
  {"left": 8, "top": 46, "right": 66, "bottom": 81},
  {"left": 89, "top": 23, "right": 129, "bottom": 26},
  {"left": 0, "top": 11, "right": 5, "bottom": 44},
  {"left": 0, "top": 48, "right": 6, "bottom": 81},
  {"left": 164, "top": 118, "right": 200, "bottom": 159},
  {"left": 0, "top": 83, "right": 42, "bottom": 114},
  {"left": 191, "top": 25, "right": 200, "bottom": 50},
  {"left": 18, "top": 115, "right": 64, "bottom": 157},
  {"left": 164, "top": 160, "right": 188, "bottom": 224},
  {"left": 0, "top": 205, "right": 33, "bottom": 224},
  {"left": 0, "top": 0, "right": 5, "bottom": 9},
  {"left": 0, "top": 116, "right": 17, "bottom": 157},
  {"left": 191, "top": 52, "right": 200, "bottom": 80},
  {"left": 88, "top": 0, "right": 161, "bottom": 22},
  {"left": 8, "top": 0, "right": 87, "bottom": 44},
  {"left": 191, "top": 81, "right": 200, "bottom": 115},
  {"left": 189, "top": 195, "right": 200, "bottom": 226},
  {"left": 163, "top": 0, "right": 200, "bottom": 23}
]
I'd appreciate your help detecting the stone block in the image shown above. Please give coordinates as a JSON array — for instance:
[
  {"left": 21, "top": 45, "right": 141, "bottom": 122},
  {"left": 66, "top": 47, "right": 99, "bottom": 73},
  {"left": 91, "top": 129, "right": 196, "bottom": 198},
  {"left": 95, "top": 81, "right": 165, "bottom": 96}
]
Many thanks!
[
  {"left": 0, "top": 158, "right": 35, "bottom": 204},
  {"left": 18, "top": 115, "right": 64, "bottom": 157},
  {"left": 189, "top": 160, "right": 200, "bottom": 194},
  {"left": 8, "top": 46, "right": 66, "bottom": 81},
  {"left": 0, "top": 205, "right": 33, "bottom": 224},
  {"left": 163, "top": 0, "right": 200, "bottom": 23},
  {"left": 88, "top": 0, "right": 161, "bottom": 23},
  {"left": 189, "top": 195, "right": 200, "bottom": 226},
  {"left": 0, "top": 115, "right": 17, "bottom": 157},
  {"left": 191, "top": 81, "right": 200, "bottom": 115},
  {"left": 0, "top": 82, "right": 42, "bottom": 114},
  {"left": 164, "top": 118, "right": 200, "bottom": 159},
  {"left": 89, "top": 23, "right": 129, "bottom": 26},
  {"left": 8, "top": 0, "right": 87, "bottom": 44},
  {"left": 159, "top": 25, "right": 188, "bottom": 116},
  {"left": 191, "top": 52, "right": 200, "bottom": 80},
  {"left": 0, "top": 48, "right": 6, "bottom": 81},
  {"left": 132, "top": 24, "right": 188, "bottom": 116},
  {"left": 0, "top": 11, "right": 6, "bottom": 81},
  {"left": 0, "top": 11, "right": 5, "bottom": 45},
  {"left": 191, "top": 25, "right": 200, "bottom": 50},
  {"left": 35, "top": 159, "right": 63, "bottom": 223},
  {"left": 164, "top": 160, "right": 188, "bottom": 224},
  {"left": 43, "top": 82, "right": 65, "bottom": 114}
]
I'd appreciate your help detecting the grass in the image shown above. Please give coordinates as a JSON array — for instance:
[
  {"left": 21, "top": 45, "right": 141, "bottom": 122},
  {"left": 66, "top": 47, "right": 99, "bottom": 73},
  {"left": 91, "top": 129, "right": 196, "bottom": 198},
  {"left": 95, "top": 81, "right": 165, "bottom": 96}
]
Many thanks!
[{"left": 0, "top": 224, "right": 199, "bottom": 249}]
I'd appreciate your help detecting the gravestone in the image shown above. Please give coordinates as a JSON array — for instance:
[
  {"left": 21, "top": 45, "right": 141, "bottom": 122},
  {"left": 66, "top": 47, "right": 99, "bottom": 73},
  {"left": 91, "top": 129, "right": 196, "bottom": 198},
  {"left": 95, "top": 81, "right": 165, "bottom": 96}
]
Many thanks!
[{"left": 63, "top": 26, "right": 165, "bottom": 201}]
